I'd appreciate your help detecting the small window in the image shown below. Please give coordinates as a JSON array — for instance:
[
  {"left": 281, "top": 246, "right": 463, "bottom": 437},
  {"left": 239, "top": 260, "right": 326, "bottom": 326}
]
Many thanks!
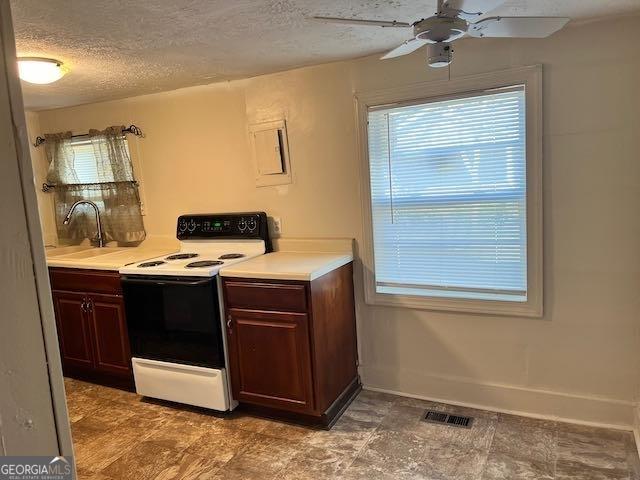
[
  {"left": 67, "top": 136, "right": 146, "bottom": 215},
  {"left": 69, "top": 137, "right": 132, "bottom": 183},
  {"left": 358, "top": 67, "right": 542, "bottom": 316}
]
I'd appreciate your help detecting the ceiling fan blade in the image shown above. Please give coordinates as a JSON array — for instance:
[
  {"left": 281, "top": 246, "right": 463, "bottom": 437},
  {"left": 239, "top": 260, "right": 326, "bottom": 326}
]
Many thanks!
[
  {"left": 381, "top": 38, "right": 428, "bottom": 60},
  {"left": 468, "top": 16, "right": 570, "bottom": 38},
  {"left": 312, "top": 16, "right": 411, "bottom": 28},
  {"left": 443, "top": 0, "right": 506, "bottom": 20}
]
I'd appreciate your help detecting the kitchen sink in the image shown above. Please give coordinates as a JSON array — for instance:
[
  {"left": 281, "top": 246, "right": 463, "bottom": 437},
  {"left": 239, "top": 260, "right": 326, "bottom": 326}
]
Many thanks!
[
  {"left": 45, "top": 246, "right": 94, "bottom": 257},
  {"left": 45, "top": 244, "right": 178, "bottom": 270},
  {"left": 51, "top": 247, "right": 127, "bottom": 260}
]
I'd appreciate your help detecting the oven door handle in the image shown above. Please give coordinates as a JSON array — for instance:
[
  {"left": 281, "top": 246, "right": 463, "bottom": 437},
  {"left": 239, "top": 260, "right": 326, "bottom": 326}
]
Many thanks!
[{"left": 121, "top": 277, "right": 213, "bottom": 287}]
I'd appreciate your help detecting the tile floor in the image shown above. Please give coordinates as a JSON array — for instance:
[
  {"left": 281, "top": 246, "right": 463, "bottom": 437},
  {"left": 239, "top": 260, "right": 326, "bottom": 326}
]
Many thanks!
[{"left": 65, "top": 378, "right": 639, "bottom": 479}]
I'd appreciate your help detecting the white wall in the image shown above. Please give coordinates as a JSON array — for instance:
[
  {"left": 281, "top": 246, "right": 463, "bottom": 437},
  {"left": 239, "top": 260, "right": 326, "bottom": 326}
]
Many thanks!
[
  {"left": 35, "top": 15, "right": 640, "bottom": 426},
  {"left": 25, "top": 111, "right": 57, "bottom": 245}
]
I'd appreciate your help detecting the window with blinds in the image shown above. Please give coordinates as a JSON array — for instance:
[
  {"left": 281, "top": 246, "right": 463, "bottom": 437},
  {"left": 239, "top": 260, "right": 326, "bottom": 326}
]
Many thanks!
[
  {"left": 367, "top": 86, "right": 527, "bottom": 302},
  {"left": 70, "top": 138, "right": 129, "bottom": 183}
]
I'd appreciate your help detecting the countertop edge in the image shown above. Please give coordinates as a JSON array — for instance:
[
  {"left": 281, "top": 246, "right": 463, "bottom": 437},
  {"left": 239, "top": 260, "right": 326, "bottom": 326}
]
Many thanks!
[
  {"left": 219, "top": 253, "right": 353, "bottom": 281},
  {"left": 46, "top": 262, "right": 127, "bottom": 271}
]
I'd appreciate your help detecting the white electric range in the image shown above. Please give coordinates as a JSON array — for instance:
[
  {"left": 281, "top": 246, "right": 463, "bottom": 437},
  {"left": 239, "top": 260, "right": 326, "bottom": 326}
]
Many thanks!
[{"left": 119, "top": 212, "right": 271, "bottom": 411}]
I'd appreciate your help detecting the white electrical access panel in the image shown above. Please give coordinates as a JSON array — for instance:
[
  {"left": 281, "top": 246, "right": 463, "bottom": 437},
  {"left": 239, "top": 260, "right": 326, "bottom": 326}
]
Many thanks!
[{"left": 249, "top": 119, "right": 292, "bottom": 187}]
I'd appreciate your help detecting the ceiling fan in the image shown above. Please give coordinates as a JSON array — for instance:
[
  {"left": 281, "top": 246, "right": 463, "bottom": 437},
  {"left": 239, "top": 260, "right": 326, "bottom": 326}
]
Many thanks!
[{"left": 314, "top": 0, "right": 569, "bottom": 68}]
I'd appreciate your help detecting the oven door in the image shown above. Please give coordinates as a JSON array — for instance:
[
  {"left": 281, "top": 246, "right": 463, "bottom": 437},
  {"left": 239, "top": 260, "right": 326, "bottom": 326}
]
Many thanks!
[{"left": 121, "top": 275, "right": 224, "bottom": 369}]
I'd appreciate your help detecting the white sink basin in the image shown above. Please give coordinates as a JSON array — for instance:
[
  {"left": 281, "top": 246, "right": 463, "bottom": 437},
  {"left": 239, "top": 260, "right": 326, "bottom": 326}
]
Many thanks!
[
  {"left": 53, "top": 247, "right": 127, "bottom": 260},
  {"left": 45, "top": 246, "right": 93, "bottom": 257},
  {"left": 46, "top": 243, "right": 178, "bottom": 271}
]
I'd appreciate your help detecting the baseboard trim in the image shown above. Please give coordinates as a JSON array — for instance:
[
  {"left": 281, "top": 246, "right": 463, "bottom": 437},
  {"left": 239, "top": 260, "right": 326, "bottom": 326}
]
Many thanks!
[
  {"left": 361, "top": 366, "right": 634, "bottom": 430},
  {"left": 633, "top": 405, "right": 640, "bottom": 458}
]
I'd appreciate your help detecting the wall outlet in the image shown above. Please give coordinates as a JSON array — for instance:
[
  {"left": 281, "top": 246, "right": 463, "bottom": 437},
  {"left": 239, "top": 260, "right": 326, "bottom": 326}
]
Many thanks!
[{"left": 270, "top": 217, "right": 282, "bottom": 236}]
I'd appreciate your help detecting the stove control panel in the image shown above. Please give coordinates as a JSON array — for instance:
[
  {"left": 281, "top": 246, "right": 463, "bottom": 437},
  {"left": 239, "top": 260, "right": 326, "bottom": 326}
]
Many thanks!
[{"left": 177, "top": 212, "right": 271, "bottom": 251}]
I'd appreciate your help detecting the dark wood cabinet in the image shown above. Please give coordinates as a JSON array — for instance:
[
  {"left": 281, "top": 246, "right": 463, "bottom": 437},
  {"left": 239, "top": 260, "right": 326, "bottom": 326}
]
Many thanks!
[
  {"left": 49, "top": 268, "right": 133, "bottom": 389},
  {"left": 52, "top": 291, "right": 94, "bottom": 370},
  {"left": 227, "top": 309, "right": 314, "bottom": 412},
  {"left": 87, "top": 293, "right": 131, "bottom": 377},
  {"left": 222, "top": 262, "right": 360, "bottom": 427}
]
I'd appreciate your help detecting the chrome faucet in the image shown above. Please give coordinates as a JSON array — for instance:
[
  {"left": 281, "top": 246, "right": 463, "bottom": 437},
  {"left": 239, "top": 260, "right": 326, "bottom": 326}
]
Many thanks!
[{"left": 62, "top": 200, "right": 105, "bottom": 247}]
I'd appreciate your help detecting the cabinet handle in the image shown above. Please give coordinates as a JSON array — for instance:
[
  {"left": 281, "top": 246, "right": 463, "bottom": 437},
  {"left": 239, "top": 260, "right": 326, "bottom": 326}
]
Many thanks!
[
  {"left": 227, "top": 315, "right": 232, "bottom": 332},
  {"left": 81, "top": 298, "right": 93, "bottom": 313}
]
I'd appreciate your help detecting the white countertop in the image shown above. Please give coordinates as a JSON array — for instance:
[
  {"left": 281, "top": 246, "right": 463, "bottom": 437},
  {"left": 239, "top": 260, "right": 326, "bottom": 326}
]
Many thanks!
[
  {"left": 46, "top": 244, "right": 178, "bottom": 271},
  {"left": 219, "top": 251, "right": 353, "bottom": 281}
]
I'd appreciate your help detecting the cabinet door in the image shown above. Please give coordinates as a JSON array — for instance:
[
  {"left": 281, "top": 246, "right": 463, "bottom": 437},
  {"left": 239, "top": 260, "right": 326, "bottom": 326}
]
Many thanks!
[
  {"left": 227, "top": 308, "right": 314, "bottom": 412},
  {"left": 51, "top": 290, "right": 94, "bottom": 370},
  {"left": 86, "top": 294, "right": 132, "bottom": 377}
]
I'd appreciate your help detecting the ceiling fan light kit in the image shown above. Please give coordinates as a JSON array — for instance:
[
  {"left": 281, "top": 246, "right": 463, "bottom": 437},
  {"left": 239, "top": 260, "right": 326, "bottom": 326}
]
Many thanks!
[
  {"left": 314, "top": 0, "right": 569, "bottom": 69},
  {"left": 428, "top": 43, "right": 453, "bottom": 68}
]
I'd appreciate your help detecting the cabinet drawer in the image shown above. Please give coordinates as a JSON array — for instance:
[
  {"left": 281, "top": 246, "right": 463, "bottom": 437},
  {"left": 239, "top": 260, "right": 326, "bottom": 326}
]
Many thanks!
[
  {"left": 49, "top": 268, "right": 122, "bottom": 295},
  {"left": 223, "top": 279, "right": 308, "bottom": 313}
]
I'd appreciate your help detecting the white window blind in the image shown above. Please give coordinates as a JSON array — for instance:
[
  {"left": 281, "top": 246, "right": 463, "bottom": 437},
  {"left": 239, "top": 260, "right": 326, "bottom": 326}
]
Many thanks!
[
  {"left": 70, "top": 139, "right": 101, "bottom": 183},
  {"left": 70, "top": 138, "right": 129, "bottom": 184},
  {"left": 367, "top": 86, "right": 527, "bottom": 302}
]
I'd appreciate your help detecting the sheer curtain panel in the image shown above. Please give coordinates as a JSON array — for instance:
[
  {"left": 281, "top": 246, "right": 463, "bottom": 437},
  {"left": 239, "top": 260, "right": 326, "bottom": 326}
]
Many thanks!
[{"left": 45, "top": 126, "right": 145, "bottom": 245}]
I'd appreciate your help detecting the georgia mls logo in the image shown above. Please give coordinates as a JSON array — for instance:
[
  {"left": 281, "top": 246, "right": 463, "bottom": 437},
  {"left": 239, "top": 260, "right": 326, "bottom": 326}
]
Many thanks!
[
  {"left": 0, "top": 455, "right": 73, "bottom": 480},
  {"left": 48, "top": 457, "right": 71, "bottom": 475}
]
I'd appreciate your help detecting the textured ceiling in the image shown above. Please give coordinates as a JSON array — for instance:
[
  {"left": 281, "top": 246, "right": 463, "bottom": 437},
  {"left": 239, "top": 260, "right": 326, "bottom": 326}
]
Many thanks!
[{"left": 11, "top": 0, "right": 640, "bottom": 110}]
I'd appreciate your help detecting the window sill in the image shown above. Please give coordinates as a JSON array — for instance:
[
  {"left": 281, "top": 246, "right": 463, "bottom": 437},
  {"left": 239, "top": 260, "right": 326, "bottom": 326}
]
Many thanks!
[{"left": 364, "top": 288, "right": 543, "bottom": 318}]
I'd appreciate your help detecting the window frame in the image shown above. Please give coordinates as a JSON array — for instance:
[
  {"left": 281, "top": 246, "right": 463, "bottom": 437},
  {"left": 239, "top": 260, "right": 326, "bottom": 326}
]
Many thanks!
[{"left": 355, "top": 65, "right": 543, "bottom": 317}]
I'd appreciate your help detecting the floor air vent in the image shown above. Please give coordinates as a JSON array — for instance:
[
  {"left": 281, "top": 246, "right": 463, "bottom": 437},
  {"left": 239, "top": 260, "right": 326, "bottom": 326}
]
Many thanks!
[{"left": 422, "top": 410, "right": 474, "bottom": 429}]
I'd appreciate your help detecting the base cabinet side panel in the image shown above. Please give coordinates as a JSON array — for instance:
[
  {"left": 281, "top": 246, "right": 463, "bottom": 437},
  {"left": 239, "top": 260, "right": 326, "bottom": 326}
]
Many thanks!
[{"left": 309, "top": 263, "right": 359, "bottom": 413}]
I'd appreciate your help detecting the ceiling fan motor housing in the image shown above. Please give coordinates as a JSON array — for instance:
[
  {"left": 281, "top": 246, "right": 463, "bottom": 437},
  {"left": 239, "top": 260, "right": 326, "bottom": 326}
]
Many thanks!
[{"left": 414, "top": 16, "right": 468, "bottom": 43}]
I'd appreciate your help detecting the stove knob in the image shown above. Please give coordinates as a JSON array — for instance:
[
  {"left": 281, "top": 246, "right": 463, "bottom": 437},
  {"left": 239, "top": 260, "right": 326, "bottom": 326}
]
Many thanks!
[
  {"left": 247, "top": 218, "right": 257, "bottom": 232},
  {"left": 187, "top": 219, "right": 197, "bottom": 233},
  {"left": 238, "top": 218, "right": 247, "bottom": 232},
  {"left": 178, "top": 219, "right": 188, "bottom": 233}
]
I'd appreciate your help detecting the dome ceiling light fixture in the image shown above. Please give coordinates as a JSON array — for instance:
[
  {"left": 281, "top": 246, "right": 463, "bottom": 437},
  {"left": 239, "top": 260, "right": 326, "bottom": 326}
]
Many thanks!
[{"left": 17, "top": 57, "right": 67, "bottom": 84}]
